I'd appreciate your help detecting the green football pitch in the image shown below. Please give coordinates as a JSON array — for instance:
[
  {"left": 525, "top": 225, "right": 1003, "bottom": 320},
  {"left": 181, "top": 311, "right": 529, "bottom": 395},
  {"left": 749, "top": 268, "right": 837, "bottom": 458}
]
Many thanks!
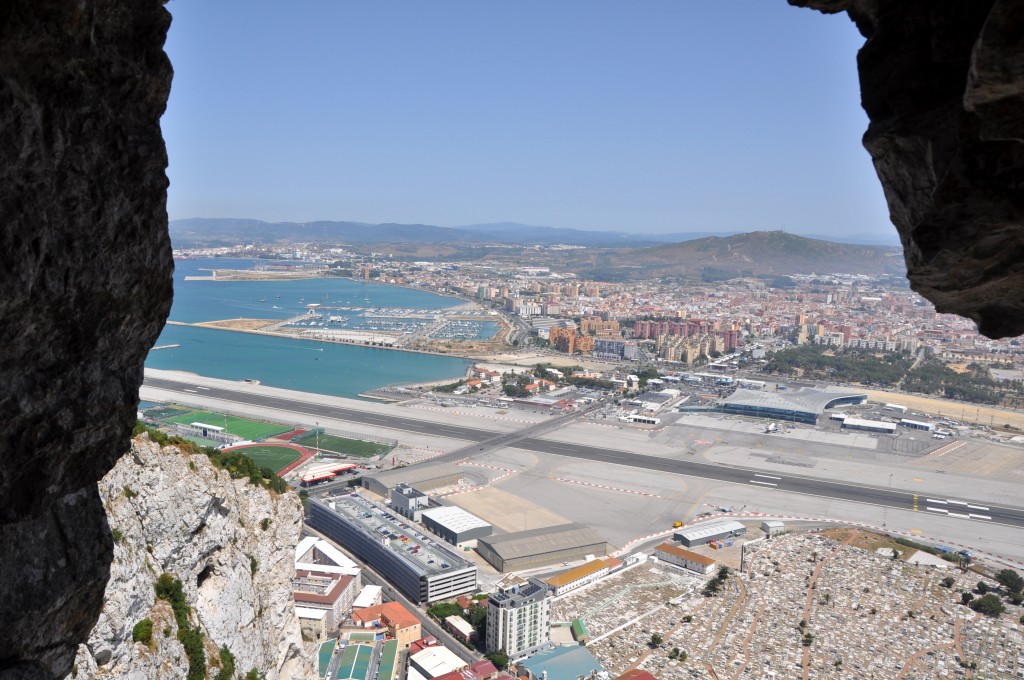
[
  {"left": 293, "top": 432, "right": 393, "bottom": 458},
  {"left": 234, "top": 446, "right": 303, "bottom": 474},
  {"left": 161, "top": 410, "right": 290, "bottom": 441}
]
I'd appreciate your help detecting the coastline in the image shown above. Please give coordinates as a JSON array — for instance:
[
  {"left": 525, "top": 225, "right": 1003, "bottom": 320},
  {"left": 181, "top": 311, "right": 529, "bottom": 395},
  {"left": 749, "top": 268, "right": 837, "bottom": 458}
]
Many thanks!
[{"left": 164, "top": 319, "right": 484, "bottom": 367}]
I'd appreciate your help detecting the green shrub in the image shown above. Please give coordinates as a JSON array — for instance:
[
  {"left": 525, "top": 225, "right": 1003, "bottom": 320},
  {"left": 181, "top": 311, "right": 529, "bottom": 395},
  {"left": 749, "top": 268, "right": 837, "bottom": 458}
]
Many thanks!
[
  {"left": 132, "top": 618, "right": 153, "bottom": 645},
  {"left": 969, "top": 594, "right": 1006, "bottom": 617},
  {"left": 214, "top": 645, "right": 236, "bottom": 680},
  {"left": 250, "top": 557, "right": 258, "bottom": 576},
  {"left": 260, "top": 518, "right": 271, "bottom": 531},
  {"left": 123, "top": 486, "right": 138, "bottom": 499},
  {"left": 111, "top": 528, "right": 124, "bottom": 544}
]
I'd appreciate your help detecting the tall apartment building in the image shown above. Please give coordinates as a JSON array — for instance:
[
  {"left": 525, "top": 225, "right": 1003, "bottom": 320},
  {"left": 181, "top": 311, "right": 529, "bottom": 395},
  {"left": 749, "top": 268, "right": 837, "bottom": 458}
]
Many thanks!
[
  {"left": 579, "top": 317, "right": 619, "bottom": 335},
  {"left": 485, "top": 575, "right": 552, "bottom": 660}
]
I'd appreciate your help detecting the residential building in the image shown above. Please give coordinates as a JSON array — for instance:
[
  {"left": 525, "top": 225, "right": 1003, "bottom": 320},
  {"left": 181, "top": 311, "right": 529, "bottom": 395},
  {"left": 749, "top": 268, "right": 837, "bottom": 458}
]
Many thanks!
[
  {"left": 485, "top": 575, "right": 552, "bottom": 659},
  {"left": 350, "top": 601, "right": 421, "bottom": 648}
]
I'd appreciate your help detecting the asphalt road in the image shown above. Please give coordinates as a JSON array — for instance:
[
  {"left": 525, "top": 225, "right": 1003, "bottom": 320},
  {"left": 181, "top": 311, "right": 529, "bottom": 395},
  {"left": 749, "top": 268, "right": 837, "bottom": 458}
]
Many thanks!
[{"left": 144, "top": 376, "right": 1024, "bottom": 529}]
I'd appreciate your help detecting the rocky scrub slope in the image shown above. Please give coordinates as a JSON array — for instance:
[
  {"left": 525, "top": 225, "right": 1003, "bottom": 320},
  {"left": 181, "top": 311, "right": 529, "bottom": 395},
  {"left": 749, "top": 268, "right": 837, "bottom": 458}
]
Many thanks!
[{"left": 66, "top": 436, "right": 312, "bottom": 679}]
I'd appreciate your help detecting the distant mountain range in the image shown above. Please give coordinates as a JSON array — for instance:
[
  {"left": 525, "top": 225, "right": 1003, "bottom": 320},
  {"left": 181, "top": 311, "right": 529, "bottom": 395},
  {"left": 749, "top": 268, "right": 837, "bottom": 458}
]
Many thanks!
[
  {"left": 169, "top": 217, "right": 900, "bottom": 249},
  {"left": 622, "top": 231, "right": 905, "bottom": 278}
]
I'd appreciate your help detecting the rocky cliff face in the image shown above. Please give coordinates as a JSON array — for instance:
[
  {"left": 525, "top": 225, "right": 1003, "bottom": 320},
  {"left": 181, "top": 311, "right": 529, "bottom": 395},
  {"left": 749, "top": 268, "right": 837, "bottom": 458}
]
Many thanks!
[
  {"left": 0, "top": 2, "right": 174, "bottom": 676},
  {"left": 66, "top": 437, "right": 312, "bottom": 680},
  {"left": 790, "top": 0, "right": 1024, "bottom": 338}
]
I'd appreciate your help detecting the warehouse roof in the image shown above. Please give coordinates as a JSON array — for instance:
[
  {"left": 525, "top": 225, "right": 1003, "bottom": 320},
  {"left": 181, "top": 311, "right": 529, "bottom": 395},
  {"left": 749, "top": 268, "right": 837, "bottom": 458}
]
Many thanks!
[
  {"left": 720, "top": 387, "right": 865, "bottom": 415},
  {"left": 519, "top": 646, "right": 604, "bottom": 680},
  {"left": 675, "top": 520, "right": 746, "bottom": 542},
  {"left": 420, "top": 506, "right": 492, "bottom": 533},
  {"left": 411, "top": 645, "right": 466, "bottom": 678},
  {"left": 841, "top": 417, "right": 897, "bottom": 432},
  {"left": 477, "top": 523, "right": 606, "bottom": 560}
]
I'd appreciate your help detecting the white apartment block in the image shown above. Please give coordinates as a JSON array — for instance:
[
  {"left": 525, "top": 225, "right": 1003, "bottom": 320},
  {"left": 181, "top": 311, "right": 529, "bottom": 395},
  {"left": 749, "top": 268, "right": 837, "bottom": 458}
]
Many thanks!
[{"left": 485, "top": 575, "right": 551, "bottom": 659}]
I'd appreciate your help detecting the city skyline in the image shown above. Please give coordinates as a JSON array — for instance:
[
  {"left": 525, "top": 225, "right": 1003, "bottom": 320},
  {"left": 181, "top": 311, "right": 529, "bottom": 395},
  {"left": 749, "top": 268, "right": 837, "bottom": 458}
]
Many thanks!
[{"left": 163, "top": 2, "right": 893, "bottom": 239}]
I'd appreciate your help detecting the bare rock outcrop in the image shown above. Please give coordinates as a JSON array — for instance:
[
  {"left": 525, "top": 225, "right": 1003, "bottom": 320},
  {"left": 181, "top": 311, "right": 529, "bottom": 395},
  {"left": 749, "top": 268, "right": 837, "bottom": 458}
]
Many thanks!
[
  {"left": 67, "top": 437, "right": 312, "bottom": 680},
  {"left": 0, "top": 2, "right": 174, "bottom": 677},
  {"left": 790, "top": 0, "right": 1024, "bottom": 338}
]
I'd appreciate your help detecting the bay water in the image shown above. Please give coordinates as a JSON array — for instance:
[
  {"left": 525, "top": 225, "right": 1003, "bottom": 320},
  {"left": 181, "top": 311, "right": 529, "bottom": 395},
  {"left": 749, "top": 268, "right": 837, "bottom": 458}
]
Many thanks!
[{"left": 145, "top": 258, "right": 477, "bottom": 398}]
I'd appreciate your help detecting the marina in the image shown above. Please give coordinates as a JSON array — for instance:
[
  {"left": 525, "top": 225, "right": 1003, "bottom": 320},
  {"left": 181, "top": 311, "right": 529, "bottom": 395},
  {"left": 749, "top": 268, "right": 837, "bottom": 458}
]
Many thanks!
[{"left": 144, "top": 258, "right": 490, "bottom": 399}]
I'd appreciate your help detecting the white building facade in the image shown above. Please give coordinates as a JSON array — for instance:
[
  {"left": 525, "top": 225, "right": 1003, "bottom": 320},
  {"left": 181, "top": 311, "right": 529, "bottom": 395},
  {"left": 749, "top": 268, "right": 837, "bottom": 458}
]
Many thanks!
[{"left": 485, "top": 575, "right": 552, "bottom": 659}]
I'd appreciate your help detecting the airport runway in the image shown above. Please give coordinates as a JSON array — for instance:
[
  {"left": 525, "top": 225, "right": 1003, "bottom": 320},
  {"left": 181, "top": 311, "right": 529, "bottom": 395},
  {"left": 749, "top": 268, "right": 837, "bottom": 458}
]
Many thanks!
[{"left": 143, "top": 375, "right": 1024, "bottom": 530}]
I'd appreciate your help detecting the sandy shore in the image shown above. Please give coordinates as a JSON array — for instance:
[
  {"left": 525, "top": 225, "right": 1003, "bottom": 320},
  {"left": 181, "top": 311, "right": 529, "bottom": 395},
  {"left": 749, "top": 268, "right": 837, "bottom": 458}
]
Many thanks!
[{"left": 194, "top": 318, "right": 279, "bottom": 331}]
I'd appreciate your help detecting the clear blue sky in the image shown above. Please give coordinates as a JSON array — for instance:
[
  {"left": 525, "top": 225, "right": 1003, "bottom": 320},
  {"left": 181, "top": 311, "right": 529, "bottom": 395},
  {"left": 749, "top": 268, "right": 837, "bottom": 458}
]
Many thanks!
[{"left": 163, "top": 1, "right": 894, "bottom": 240}]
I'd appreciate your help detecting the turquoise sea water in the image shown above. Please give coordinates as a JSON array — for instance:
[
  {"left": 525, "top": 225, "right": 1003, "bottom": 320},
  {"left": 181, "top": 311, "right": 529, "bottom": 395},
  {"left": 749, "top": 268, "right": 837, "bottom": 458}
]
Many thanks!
[{"left": 145, "top": 258, "right": 475, "bottom": 398}]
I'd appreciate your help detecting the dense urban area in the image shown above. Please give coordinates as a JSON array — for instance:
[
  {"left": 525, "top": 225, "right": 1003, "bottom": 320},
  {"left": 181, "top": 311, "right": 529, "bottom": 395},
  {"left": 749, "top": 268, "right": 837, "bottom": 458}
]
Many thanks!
[{"left": 128, "top": 239, "right": 1024, "bottom": 680}]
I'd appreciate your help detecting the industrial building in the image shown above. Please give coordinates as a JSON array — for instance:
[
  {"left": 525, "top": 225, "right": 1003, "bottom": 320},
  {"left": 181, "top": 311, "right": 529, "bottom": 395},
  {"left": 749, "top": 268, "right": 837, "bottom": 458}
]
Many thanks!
[
  {"left": 761, "top": 520, "right": 786, "bottom": 535},
  {"left": 674, "top": 520, "right": 747, "bottom": 547},
  {"left": 654, "top": 543, "right": 716, "bottom": 575},
  {"left": 420, "top": 506, "right": 493, "bottom": 546},
  {"left": 718, "top": 387, "right": 867, "bottom": 424},
  {"left": 475, "top": 523, "right": 608, "bottom": 572},
  {"left": 391, "top": 483, "right": 432, "bottom": 521},
  {"left": 899, "top": 418, "right": 935, "bottom": 431},
  {"left": 409, "top": 643, "right": 468, "bottom": 679},
  {"left": 545, "top": 558, "right": 613, "bottom": 596},
  {"left": 517, "top": 645, "right": 605, "bottom": 680},
  {"left": 840, "top": 417, "right": 897, "bottom": 434},
  {"left": 307, "top": 496, "right": 477, "bottom": 603},
  {"left": 362, "top": 463, "right": 465, "bottom": 500},
  {"left": 486, "top": 575, "right": 552, "bottom": 660}
]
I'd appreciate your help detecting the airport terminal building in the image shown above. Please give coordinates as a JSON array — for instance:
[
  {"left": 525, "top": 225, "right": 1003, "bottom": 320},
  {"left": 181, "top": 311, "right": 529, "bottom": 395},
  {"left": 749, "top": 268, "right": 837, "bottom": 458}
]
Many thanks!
[
  {"left": 717, "top": 387, "right": 867, "bottom": 424},
  {"left": 307, "top": 496, "right": 477, "bottom": 603}
]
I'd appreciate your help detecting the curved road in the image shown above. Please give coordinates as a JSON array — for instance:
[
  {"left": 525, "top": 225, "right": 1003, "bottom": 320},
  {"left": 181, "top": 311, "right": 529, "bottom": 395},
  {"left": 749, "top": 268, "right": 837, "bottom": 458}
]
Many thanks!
[{"left": 143, "top": 376, "right": 1024, "bottom": 529}]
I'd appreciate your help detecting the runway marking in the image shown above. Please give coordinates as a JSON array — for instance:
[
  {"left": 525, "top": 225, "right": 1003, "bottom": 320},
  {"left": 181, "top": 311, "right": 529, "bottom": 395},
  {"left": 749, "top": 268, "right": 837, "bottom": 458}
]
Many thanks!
[
  {"left": 926, "top": 507, "right": 948, "bottom": 514},
  {"left": 754, "top": 474, "right": 781, "bottom": 480},
  {"left": 969, "top": 513, "right": 992, "bottom": 520},
  {"left": 749, "top": 480, "right": 777, "bottom": 487},
  {"left": 183, "top": 389, "right": 197, "bottom": 393},
  {"left": 949, "top": 512, "right": 970, "bottom": 519},
  {"left": 968, "top": 504, "right": 989, "bottom": 511},
  {"left": 926, "top": 498, "right": 946, "bottom": 504},
  {"left": 948, "top": 500, "right": 967, "bottom": 506},
  {"left": 196, "top": 387, "right": 210, "bottom": 390}
]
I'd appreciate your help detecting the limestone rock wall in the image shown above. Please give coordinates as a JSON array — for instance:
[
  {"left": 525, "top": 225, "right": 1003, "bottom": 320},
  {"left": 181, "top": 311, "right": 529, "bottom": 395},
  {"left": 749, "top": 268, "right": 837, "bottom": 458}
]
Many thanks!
[
  {"left": 67, "top": 437, "right": 312, "bottom": 680},
  {"left": 790, "top": 0, "right": 1024, "bottom": 338},
  {"left": 0, "top": 2, "right": 174, "bottom": 677}
]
